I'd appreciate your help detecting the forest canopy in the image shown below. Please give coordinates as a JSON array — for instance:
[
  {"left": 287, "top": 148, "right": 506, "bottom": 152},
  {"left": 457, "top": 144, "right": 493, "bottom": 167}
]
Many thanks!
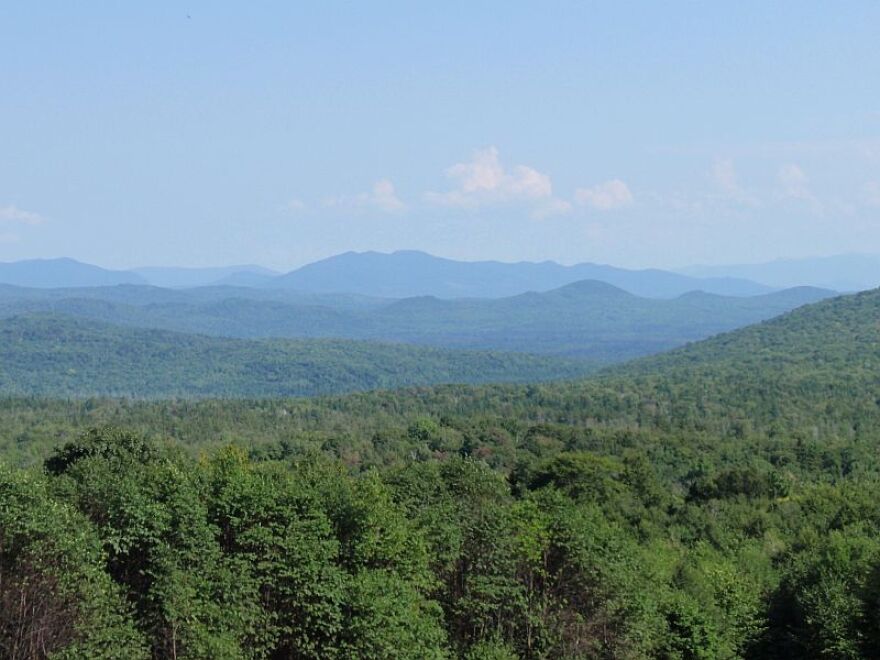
[{"left": 2, "top": 289, "right": 880, "bottom": 658}]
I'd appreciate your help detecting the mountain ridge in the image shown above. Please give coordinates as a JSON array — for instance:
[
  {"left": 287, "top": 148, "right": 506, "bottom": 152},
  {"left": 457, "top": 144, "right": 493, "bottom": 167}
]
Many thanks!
[
  {"left": 4, "top": 251, "right": 873, "bottom": 298},
  {"left": 268, "top": 249, "right": 772, "bottom": 298},
  {"left": 132, "top": 264, "right": 279, "bottom": 288},
  {"left": 0, "top": 278, "right": 836, "bottom": 363},
  {"left": 681, "top": 253, "right": 880, "bottom": 292},
  {"left": 0, "top": 258, "right": 146, "bottom": 288}
]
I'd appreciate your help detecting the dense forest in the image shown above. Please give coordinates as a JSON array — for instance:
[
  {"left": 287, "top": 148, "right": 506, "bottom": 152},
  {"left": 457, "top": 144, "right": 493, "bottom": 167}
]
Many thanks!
[
  {"left": 0, "top": 315, "right": 594, "bottom": 398},
  {"left": 2, "top": 289, "right": 880, "bottom": 658}
]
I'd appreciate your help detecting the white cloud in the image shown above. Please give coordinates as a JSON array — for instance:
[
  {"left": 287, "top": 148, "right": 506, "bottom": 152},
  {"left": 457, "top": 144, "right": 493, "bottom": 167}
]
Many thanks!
[
  {"left": 426, "top": 147, "right": 557, "bottom": 210},
  {"left": 710, "top": 158, "right": 760, "bottom": 206},
  {"left": 0, "top": 205, "right": 43, "bottom": 225},
  {"left": 362, "top": 179, "right": 405, "bottom": 212},
  {"left": 324, "top": 179, "right": 405, "bottom": 213},
  {"left": 777, "top": 163, "right": 823, "bottom": 212},
  {"left": 574, "top": 179, "right": 633, "bottom": 211}
]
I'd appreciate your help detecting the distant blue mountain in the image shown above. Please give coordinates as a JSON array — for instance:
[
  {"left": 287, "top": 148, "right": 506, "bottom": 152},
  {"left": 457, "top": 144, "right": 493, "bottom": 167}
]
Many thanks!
[
  {"left": 0, "top": 251, "right": 777, "bottom": 298},
  {"left": 211, "top": 271, "right": 278, "bottom": 287},
  {"left": 681, "top": 254, "right": 880, "bottom": 292},
  {"left": 0, "top": 258, "right": 145, "bottom": 288},
  {"left": 0, "top": 277, "right": 834, "bottom": 362},
  {"left": 133, "top": 265, "right": 279, "bottom": 288},
  {"left": 268, "top": 250, "right": 771, "bottom": 298}
]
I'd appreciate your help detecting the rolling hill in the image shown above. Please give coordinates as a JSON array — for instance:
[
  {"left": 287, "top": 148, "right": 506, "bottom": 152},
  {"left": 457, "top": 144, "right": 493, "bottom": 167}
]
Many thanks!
[
  {"left": 0, "top": 280, "right": 834, "bottom": 362},
  {"left": 0, "top": 314, "right": 594, "bottom": 398},
  {"left": 589, "top": 286, "right": 880, "bottom": 433},
  {"left": 0, "top": 287, "right": 866, "bottom": 450},
  {"left": 145, "top": 285, "right": 877, "bottom": 442},
  {"left": 314, "top": 286, "right": 880, "bottom": 440},
  {"left": 363, "top": 281, "right": 833, "bottom": 359},
  {"left": 0, "top": 287, "right": 874, "bottom": 660},
  {"left": 0, "top": 282, "right": 388, "bottom": 310}
]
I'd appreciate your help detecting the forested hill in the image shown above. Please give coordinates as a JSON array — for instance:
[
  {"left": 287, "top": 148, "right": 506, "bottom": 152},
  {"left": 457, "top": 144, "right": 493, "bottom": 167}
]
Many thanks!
[
  {"left": 2, "top": 288, "right": 876, "bottom": 459},
  {"left": 125, "top": 285, "right": 878, "bottom": 443},
  {"left": 229, "top": 286, "right": 880, "bottom": 440},
  {"left": 618, "top": 287, "right": 879, "bottom": 375},
  {"left": 424, "top": 286, "right": 880, "bottom": 437},
  {"left": 0, "top": 279, "right": 835, "bottom": 360},
  {"left": 591, "top": 287, "right": 880, "bottom": 434},
  {"left": 2, "top": 294, "right": 880, "bottom": 658},
  {"left": 0, "top": 315, "right": 594, "bottom": 398},
  {"left": 0, "top": 288, "right": 874, "bottom": 439}
]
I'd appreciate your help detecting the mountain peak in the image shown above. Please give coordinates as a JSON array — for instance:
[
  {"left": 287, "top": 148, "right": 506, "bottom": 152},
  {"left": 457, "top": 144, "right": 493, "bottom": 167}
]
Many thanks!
[
  {"left": 551, "top": 279, "right": 632, "bottom": 297},
  {"left": 0, "top": 258, "right": 145, "bottom": 288}
]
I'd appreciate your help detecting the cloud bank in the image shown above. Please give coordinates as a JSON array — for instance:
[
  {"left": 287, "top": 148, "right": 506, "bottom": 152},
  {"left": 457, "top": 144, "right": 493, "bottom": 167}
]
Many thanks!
[{"left": 426, "top": 147, "right": 564, "bottom": 215}]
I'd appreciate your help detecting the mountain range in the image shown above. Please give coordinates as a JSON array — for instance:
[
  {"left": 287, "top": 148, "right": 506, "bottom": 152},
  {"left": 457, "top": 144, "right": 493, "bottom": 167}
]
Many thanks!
[
  {"left": 0, "top": 257, "right": 146, "bottom": 287},
  {"left": 132, "top": 264, "right": 279, "bottom": 288},
  {"left": 0, "top": 252, "right": 770, "bottom": 298},
  {"left": 3, "top": 251, "right": 877, "bottom": 299},
  {"left": 680, "top": 253, "right": 880, "bottom": 292},
  {"left": 266, "top": 250, "right": 772, "bottom": 298},
  {"left": 0, "top": 280, "right": 834, "bottom": 361},
  {"left": 0, "top": 250, "right": 855, "bottom": 398}
]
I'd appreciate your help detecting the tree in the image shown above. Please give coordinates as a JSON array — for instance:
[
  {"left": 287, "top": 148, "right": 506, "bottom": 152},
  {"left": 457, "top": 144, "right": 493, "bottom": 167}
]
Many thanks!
[{"left": 0, "top": 463, "right": 148, "bottom": 659}]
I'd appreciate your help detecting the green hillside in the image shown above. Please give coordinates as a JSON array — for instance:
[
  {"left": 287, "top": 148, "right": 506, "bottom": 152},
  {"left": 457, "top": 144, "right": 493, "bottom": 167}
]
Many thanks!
[
  {"left": 601, "top": 287, "right": 880, "bottom": 433},
  {"left": 1, "top": 289, "right": 876, "bottom": 457},
  {"left": 0, "top": 314, "right": 594, "bottom": 398},
  {"left": 3, "top": 290, "right": 880, "bottom": 658}
]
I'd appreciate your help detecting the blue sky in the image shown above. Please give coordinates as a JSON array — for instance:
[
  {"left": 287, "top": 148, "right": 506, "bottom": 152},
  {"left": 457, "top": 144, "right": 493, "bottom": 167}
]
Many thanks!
[{"left": 1, "top": 2, "right": 878, "bottom": 270}]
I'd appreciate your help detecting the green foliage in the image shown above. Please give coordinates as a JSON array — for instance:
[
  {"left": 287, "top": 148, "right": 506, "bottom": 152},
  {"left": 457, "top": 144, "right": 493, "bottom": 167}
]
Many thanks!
[
  {"left": 340, "top": 570, "right": 448, "bottom": 659},
  {"left": 0, "top": 464, "right": 148, "bottom": 658},
  {"left": 45, "top": 429, "right": 259, "bottom": 658},
  {"left": 768, "top": 527, "right": 880, "bottom": 659},
  {"left": 1, "top": 289, "right": 880, "bottom": 656},
  {"left": 0, "top": 314, "right": 595, "bottom": 398}
]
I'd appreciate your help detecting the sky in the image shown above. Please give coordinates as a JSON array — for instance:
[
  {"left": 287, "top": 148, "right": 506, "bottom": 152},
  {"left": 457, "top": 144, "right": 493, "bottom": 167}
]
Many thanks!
[{"left": 1, "top": 1, "right": 879, "bottom": 271}]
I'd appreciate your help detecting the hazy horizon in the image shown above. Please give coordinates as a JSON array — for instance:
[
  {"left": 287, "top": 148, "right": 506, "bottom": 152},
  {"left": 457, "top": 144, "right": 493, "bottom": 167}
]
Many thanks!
[
  {"left": 2, "top": 248, "right": 880, "bottom": 276},
  {"left": 3, "top": 3, "right": 879, "bottom": 271}
]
